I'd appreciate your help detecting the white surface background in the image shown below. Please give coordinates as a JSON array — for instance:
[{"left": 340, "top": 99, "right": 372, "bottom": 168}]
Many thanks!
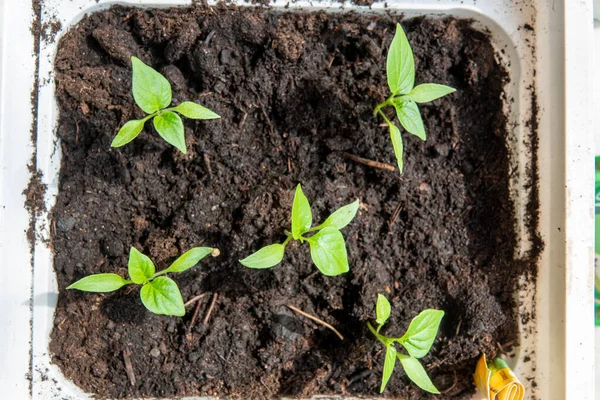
[
  {"left": 594, "top": 2, "right": 600, "bottom": 399},
  {"left": 0, "top": 0, "right": 595, "bottom": 399},
  {"left": 0, "top": 0, "right": 38, "bottom": 398}
]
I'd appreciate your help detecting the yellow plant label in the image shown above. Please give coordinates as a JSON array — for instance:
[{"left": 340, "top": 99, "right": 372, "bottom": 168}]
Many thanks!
[{"left": 473, "top": 354, "right": 524, "bottom": 400}]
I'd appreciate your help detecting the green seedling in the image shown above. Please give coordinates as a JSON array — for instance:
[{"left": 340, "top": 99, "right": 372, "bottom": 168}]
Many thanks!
[
  {"left": 374, "top": 23, "right": 456, "bottom": 173},
  {"left": 67, "top": 246, "right": 219, "bottom": 316},
  {"left": 240, "top": 184, "right": 359, "bottom": 276},
  {"left": 367, "top": 294, "right": 444, "bottom": 394},
  {"left": 111, "top": 56, "right": 220, "bottom": 153}
]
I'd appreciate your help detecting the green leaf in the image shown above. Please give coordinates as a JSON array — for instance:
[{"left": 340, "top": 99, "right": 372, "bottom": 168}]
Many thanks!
[
  {"left": 397, "top": 354, "right": 439, "bottom": 394},
  {"left": 111, "top": 118, "right": 147, "bottom": 147},
  {"left": 399, "top": 309, "right": 444, "bottom": 358},
  {"left": 131, "top": 56, "right": 172, "bottom": 114},
  {"left": 164, "top": 247, "right": 214, "bottom": 274},
  {"left": 387, "top": 23, "right": 415, "bottom": 95},
  {"left": 67, "top": 273, "right": 131, "bottom": 292},
  {"left": 239, "top": 243, "right": 285, "bottom": 269},
  {"left": 128, "top": 247, "right": 155, "bottom": 284},
  {"left": 394, "top": 98, "right": 426, "bottom": 141},
  {"left": 376, "top": 294, "right": 391, "bottom": 327},
  {"left": 153, "top": 111, "right": 186, "bottom": 153},
  {"left": 380, "top": 345, "right": 397, "bottom": 393},
  {"left": 318, "top": 200, "right": 359, "bottom": 230},
  {"left": 172, "top": 102, "right": 220, "bottom": 120},
  {"left": 140, "top": 277, "right": 185, "bottom": 316},
  {"left": 388, "top": 122, "right": 404, "bottom": 173},
  {"left": 407, "top": 84, "right": 456, "bottom": 103},
  {"left": 291, "top": 184, "right": 312, "bottom": 240},
  {"left": 307, "top": 227, "right": 349, "bottom": 276}
]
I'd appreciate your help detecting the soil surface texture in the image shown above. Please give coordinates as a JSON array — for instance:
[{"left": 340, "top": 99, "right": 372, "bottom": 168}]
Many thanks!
[{"left": 49, "top": 4, "right": 538, "bottom": 399}]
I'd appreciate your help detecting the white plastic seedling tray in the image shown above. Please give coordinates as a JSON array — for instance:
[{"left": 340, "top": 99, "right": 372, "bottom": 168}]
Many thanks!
[{"left": 0, "top": 0, "right": 594, "bottom": 399}]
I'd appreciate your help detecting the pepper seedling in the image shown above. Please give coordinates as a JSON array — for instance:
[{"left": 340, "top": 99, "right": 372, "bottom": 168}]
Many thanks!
[
  {"left": 239, "top": 184, "right": 359, "bottom": 276},
  {"left": 111, "top": 56, "right": 220, "bottom": 153},
  {"left": 367, "top": 294, "right": 444, "bottom": 394},
  {"left": 374, "top": 23, "right": 456, "bottom": 173},
  {"left": 67, "top": 246, "right": 219, "bottom": 316}
]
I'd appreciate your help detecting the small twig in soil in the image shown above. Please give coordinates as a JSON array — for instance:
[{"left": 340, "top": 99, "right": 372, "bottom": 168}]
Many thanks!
[
  {"left": 203, "top": 154, "right": 213, "bottom": 178},
  {"left": 238, "top": 111, "right": 248, "bottom": 129},
  {"left": 426, "top": 358, "right": 446, "bottom": 370},
  {"left": 75, "top": 120, "right": 80, "bottom": 145},
  {"left": 161, "top": 343, "right": 169, "bottom": 368},
  {"left": 497, "top": 340, "right": 515, "bottom": 353},
  {"left": 184, "top": 293, "right": 208, "bottom": 307},
  {"left": 347, "top": 369, "right": 374, "bottom": 385},
  {"left": 259, "top": 377, "right": 273, "bottom": 394},
  {"left": 204, "top": 30, "right": 215, "bottom": 44},
  {"left": 56, "top": 316, "right": 67, "bottom": 331},
  {"left": 203, "top": 292, "right": 218, "bottom": 325},
  {"left": 215, "top": 352, "right": 231, "bottom": 366},
  {"left": 261, "top": 106, "right": 274, "bottom": 135},
  {"left": 187, "top": 299, "right": 204, "bottom": 342},
  {"left": 440, "top": 371, "right": 458, "bottom": 394},
  {"left": 342, "top": 152, "right": 395, "bottom": 172},
  {"left": 328, "top": 56, "right": 335, "bottom": 68},
  {"left": 455, "top": 318, "right": 462, "bottom": 336},
  {"left": 123, "top": 349, "right": 136, "bottom": 387},
  {"left": 286, "top": 304, "right": 344, "bottom": 340},
  {"left": 388, "top": 202, "right": 403, "bottom": 229},
  {"left": 302, "top": 270, "right": 318, "bottom": 282},
  {"left": 374, "top": 349, "right": 383, "bottom": 359}
]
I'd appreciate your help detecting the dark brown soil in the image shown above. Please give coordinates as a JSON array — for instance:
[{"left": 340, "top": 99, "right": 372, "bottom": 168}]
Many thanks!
[{"left": 49, "top": 4, "right": 539, "bottom": 399}]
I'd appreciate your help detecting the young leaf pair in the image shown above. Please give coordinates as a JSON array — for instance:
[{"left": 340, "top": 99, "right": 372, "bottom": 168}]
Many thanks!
[
  {"left": 67, "top": 247, "right": 218, "bottom": 316},
  {"left": 368, "top": 294, "right": 444, "bottom": 394},
  {"left": 374, "top": 23, "right": 456, "bottom": 173},
  {"left": 240, "top": 184, "right": 359, "bottom": 276},
  {"left": 112, "top": 56, "right": 220, "bottom": 153}
]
